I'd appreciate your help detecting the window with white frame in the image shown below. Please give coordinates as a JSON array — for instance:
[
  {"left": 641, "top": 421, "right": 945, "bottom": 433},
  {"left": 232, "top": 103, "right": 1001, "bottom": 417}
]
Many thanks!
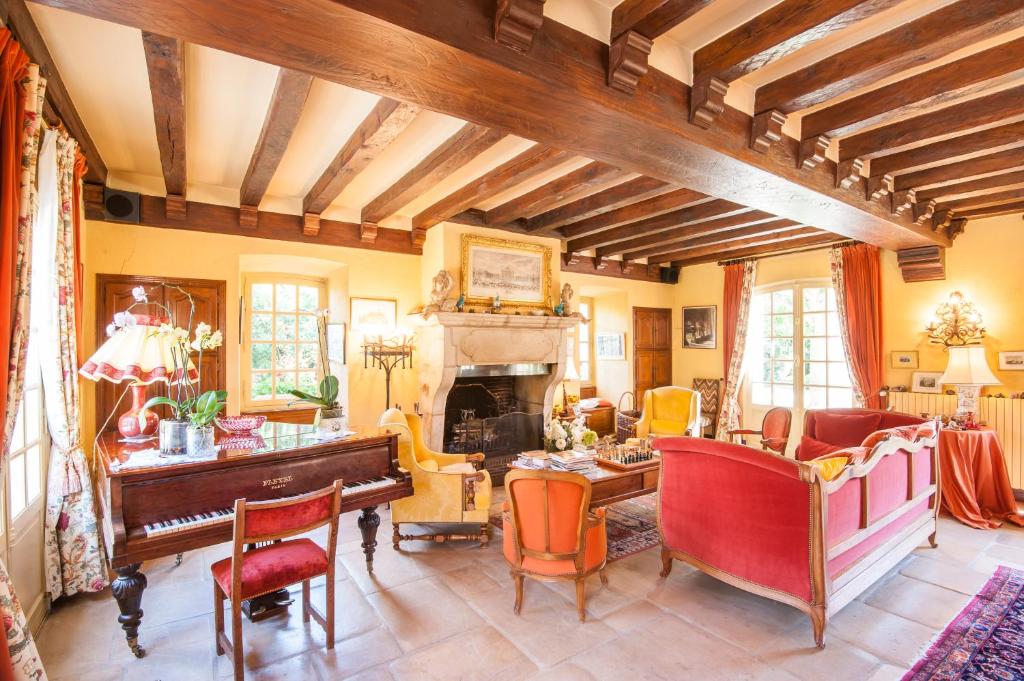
[
  {"left": 241, "top": 275, "right": 327, "bottom": 408},
  {"left": 577, "top": 299, "right": 592, "bottom": 383},
  {"left": 748, "top": 283, "right": 853, "bottom": 410},
  {"left": 7, "top": 337, "right": 44, "bottom": 520}
]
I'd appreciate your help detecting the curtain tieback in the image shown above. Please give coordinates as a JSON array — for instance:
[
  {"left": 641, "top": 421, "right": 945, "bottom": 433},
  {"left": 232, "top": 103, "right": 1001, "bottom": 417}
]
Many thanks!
[{"left": 57, "top": 445, "right": 85, "bottom": 497}]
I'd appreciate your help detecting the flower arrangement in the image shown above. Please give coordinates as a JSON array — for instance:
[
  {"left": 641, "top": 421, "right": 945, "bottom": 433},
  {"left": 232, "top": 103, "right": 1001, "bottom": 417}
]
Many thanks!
[{"left": 544, "top": 415, "right": 598, "bottom": 452}]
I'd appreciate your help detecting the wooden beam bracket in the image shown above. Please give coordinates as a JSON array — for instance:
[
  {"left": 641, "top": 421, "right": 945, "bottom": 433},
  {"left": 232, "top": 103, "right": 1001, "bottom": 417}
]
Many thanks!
[
  {"left": 797, "top": 135, "right": 829, "bottom": 171},
  {"left": 890, "top": 189, "right": 915, "bottom": 217},
  {"left": 947, "top": 217, "right": 967, "bottom": 242},
  {"left": 896, "top": 246, "right": 945, "bottom": 283},
  {"left": 561, "top": 251, "right": 580, "bottom": 267},
  {"left": 689, "top": 77, "right": 728, "bottom": 129},
  {"left": 912, "top": 199, "right": 936, "bottom": 226},
  {"left": 165, "top": 194, "right": 186, "bottom": 220},
  {"left": 931, "top": 208, "right": 953, "bottom": 232},
  {"left": 608, "top": 30, "right": 652, "bottom": 95},
  {"left": 494, "top": 0, "right": 546, "bottom": 54},
  {"left": 836, "top": 158, "right": 863, "bottom": 190},
  {"left": 619, "top": 259, "right": 634, "bottom": 275},
  {"left": 866, "top": 175, "right": 893, "bottom": 202},
  {"left": 239, "top": 204, "right": 258, "bottom": 229},
  {"left": 410, "top": 226, "right": 427, "bottom": 248},
  {"left": 303, "top": 212, "right": 321, "bottom": 237},
  {"left": 359, "top": 221, "right": 378, "bottom": 243},
  {"left": 592, "top": 255, "right": 608, "bottom": 270},
  {"left": 749, "top": 110, "right": 786, "bottom": 154}
]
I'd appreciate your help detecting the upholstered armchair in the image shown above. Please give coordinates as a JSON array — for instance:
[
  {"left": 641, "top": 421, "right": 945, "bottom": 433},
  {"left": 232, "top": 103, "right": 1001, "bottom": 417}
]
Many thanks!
[
  {"left": 377, "top": 409, "right": 493, "bottom": 548},
  {"left": 635, "top": 386, "right": 701, "bottom": 439}
]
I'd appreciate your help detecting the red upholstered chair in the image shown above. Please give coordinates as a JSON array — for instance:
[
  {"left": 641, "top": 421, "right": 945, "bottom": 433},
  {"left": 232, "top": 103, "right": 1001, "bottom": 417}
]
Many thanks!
[
  {"left": 502, "top": 469, "right": 608, "bottom": 621},
  {"left": 728, "top": 406, "right": 792, "bottom": 456},
  {"left": 211, "top": 481, "right": 343, "bottom": 681}
]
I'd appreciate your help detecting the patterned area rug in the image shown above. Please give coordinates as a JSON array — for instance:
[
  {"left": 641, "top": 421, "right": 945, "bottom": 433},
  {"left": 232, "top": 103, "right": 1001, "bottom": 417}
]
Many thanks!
[
  {"left": 904, "top": 565, "right": 1024, "bottom": 680},
  {"left": 489, "top": 494, "right": 660, "bottom": 563}
]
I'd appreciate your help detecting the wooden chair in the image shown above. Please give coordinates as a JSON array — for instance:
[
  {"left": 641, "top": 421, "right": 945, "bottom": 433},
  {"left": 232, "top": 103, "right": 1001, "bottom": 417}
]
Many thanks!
[
  {"left": 211, "top": 481, "right": 343, "bottom": 681},
  {"left": 729, "top": 407, "right": 793, "bottom": 456},
  {"left": 692, "top": 378, "right": 722, "bottom": 438},
  {"left": 502, "top": 469, "right": 608, "bottom": 622}
]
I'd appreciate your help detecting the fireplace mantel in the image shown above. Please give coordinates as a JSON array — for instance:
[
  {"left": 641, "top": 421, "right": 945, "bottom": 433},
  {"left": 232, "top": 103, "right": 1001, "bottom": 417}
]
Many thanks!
[{"left": 417, "top": 312, "right": 581, "bottom": 449}]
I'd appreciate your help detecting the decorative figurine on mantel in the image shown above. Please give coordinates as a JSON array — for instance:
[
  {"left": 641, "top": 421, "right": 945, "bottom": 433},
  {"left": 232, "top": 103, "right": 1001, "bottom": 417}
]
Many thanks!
[
  {"left": 422, "top": 269, "right": 456, "bottom": 320},
  {"left": 557, "top": 282, "right": 573, "bottom": 316},
  {"left": 492, "top": 295, "right": 502, "bottom": 312},
  {"left": 455, "top": 293, "right": 465, "bottom": 312}
]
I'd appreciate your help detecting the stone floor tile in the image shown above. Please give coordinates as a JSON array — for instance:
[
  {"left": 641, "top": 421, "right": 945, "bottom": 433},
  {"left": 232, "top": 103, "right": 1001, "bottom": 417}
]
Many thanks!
[
  {"left": 343, "top": 664, "right": 396, "bottom": 681},
  {"left": 312, "top": 626, "right": 403, "bottom": 680},
  {"left": 862, "top": 573, "right": 970, "bottom": 629},
  {"left": 390, "top": 626, "right": 537, "bottom": 681},
  {"left": 526, "top": 663, "right": 596, "bottom": 681},
  {"left": 366, "top": 577, "right": 483, "bottom": 652},
  {"left": 218, "top": 652, "right": 321, "bottom": 680},
  {"left": 899, "top": 554, "right": 993, "bottom": 595},
  {"left": 828, "top": 601, "right": 937, "bottom": 668},
  {"left": 308, "top": 578, "right": 383, "bottom": 643},
  {"left": 600, "top": 600, "right": 665, "bottom": 633},
  {"left": 757, "top": 619, "right": 881, "bottom": 681},
  {"left": 864, "top": 663, "right": 910, "bottom": 681}
]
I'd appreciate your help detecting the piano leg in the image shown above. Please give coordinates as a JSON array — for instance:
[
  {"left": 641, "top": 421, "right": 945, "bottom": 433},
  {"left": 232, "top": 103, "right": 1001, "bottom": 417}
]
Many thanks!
[
  {"left": 111, "top": 563, "right": 148, "bottom": 658},
  {"left": 358, "top": 506, "right": 380, "bottom": 573}
]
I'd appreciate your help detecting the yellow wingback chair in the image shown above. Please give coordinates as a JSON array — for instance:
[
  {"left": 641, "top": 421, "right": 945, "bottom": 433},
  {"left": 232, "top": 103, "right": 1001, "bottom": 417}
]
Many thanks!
[
  {"left": 634, "top": 386, "right": 701, "bottom": 438},
  {"left": 378, "top": 409, "right": 493, "bottom": 548}
]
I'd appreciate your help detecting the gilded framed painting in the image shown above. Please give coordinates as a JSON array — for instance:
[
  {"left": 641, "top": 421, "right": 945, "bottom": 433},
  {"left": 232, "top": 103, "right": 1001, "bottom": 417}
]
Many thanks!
[{"left": 460, "top": 234, "right": 551, "bottom": 309}]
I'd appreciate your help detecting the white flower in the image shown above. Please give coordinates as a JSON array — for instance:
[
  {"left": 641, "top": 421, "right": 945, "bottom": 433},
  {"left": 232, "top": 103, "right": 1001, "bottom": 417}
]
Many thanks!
[
  {"left": 157, "top": 323, "right": 174, "bottom": 335},
  {"left": 105, "top": 323, "right": 116, "bottom": 337},
  {"left": 172, "top": 327, "right": 189, "bottom": 344},
  {"left": 131, "top": 286, "right": 148, "bottom": 303},
  {"left": 194, "top": 322, "right": 212, "bottom": 340},
  {"left": 555, "top": 437, "right": 567, "bottom": 451},
  {"left": 205, "top": 330, "right": 223, "bottom": 350},
  {"left": 112, "top": 311, "right": 137, "bottom": 330}
]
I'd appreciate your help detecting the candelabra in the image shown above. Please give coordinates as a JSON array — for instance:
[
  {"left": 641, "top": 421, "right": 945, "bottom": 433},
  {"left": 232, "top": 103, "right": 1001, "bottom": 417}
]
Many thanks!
[
  {"left": 925, "top": 291, "right": 985, "bottom": 346},
  {"left": 362, "top": 333, "right": 415, "bottom": 411}
]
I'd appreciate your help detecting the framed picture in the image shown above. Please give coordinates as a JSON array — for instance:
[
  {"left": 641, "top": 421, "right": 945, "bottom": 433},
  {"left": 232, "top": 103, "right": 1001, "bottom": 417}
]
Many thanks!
[
  {"left": 682, "top": 305, "right": 717, "bottom": 349},
  {"left": 326, "top": 322, "right": 346, "bottom": 365},
  {"left": 350, "top": 297, "right": 397, "bottom": 334},
  {"left": 912, "top": 371, "right": 943, "bottom": 394},
  {"left": 999, "top": 351, "right": 1024, "bottom": 370},
  {"left": 595, "top": 332, "right": 625, "bottom": 360},
  {"left": 460, "top": 234, "right": 551, "bottom": 309},
  {"left": 891, "top": 351, "right": 919, "bottom": 369}
]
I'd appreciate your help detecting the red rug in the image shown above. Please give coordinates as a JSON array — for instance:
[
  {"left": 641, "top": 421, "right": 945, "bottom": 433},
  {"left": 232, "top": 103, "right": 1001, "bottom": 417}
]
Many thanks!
[
  {"left": 489, "top": 494, "right": 660, "bottom": 563},
  {"left": 903, "top": 565, "right": 1024, "bottom": 680}
]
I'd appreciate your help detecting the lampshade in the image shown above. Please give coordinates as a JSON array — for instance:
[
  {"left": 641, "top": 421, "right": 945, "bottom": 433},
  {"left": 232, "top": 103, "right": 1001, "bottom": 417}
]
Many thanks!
[
  {"left": 938, "top": 346, "right": 1000, "bottom": 386},
  {"left": 80, "top": 314, "right": 198, "bottom": 385},
  {"left": 563, "top": 357, "right": 580, "bottom": 382}
]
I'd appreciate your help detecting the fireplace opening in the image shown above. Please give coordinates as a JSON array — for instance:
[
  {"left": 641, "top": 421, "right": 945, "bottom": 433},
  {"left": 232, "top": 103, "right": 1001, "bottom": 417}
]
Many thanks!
[{"left": 443, "top": 369, "right": 548, "bottom": 484}]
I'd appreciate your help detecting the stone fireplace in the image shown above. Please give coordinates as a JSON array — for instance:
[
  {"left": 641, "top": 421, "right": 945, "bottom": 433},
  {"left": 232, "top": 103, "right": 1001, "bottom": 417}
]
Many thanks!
[{"left": 417, "top": 312, "right": 579, "bottom": 482}]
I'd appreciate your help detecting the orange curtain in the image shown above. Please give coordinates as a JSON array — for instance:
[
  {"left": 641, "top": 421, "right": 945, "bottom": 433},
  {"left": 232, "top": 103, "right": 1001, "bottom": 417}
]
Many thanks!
[
  {"left": 831, "top": 243, "right": 883, "bottom": 409},
  {"left": 721, "top": 262, "right": 744, "bottom": 381},
  {"left": 73, "top": 149, "right": 87, "bottom": 364},
  {"left": 716, "top": 260, "right": 756, "bottom": 439}
]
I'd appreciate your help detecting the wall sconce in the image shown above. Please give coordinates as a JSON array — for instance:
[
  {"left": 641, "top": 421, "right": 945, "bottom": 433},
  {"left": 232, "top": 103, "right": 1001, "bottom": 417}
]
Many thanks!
[{"left": 925, "top": 291, "right": 986, "bottom": 347}]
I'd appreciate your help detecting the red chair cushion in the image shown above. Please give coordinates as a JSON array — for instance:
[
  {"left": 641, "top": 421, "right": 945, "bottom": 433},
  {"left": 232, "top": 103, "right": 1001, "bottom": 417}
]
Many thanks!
[
  {"left": 211, "top": 538, "right": 328, "bottom": 599},
  {"left": 814, "top": 412, "right": 882, "bottom": 448},
  {"left": 796, "top": 435, "right": 843, "bottom": 461}
]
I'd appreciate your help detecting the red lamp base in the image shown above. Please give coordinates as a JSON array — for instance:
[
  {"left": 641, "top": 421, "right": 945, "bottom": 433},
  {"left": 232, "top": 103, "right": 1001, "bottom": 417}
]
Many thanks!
[{"left": 118, "top": 383, "right": 159, "bottom": 440}]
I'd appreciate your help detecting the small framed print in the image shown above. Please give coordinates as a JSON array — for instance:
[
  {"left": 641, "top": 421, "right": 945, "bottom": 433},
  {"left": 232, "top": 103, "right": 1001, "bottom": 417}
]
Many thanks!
[
  {"left": 912, "top": 371, "right": 943, "bottom": 394},
  {"left": 891, "top": 351, "right": 919, "bottom": 369},
  {"left": 350, "top": 297, "right": 397, "bottom": 334},
  {"left": 682, "top": 305, "right": 717, "bottom": 349},
  {"left": 595, "top": 332, "right": 626, "bottom": 360},
  {"left": 999, "top": 351, "right": 1024, "bottom": 370}
]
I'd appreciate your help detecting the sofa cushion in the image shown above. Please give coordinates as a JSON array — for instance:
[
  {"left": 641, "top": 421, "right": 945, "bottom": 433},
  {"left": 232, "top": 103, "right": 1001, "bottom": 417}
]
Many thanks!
[
  {"left": 815, "top": 412, "right": 882, "bottom": 448},
  {"left": 798, "top": 435, "right": 843, "bottom": 460},
  {"left": 808, "top": 455, "right": 849, "bottom": 481}
]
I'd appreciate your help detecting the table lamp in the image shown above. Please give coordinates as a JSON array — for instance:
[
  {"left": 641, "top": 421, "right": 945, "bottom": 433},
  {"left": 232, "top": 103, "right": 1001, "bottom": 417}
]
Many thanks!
[
  {"left": 80, "top": 313, "right": 197, "bottom": 440},
  {"left": 939, "top": 345, "right": 1000, "bottom": 419},
  {"left": 561, "top": 357, "right": 580, "bottom": 415}
]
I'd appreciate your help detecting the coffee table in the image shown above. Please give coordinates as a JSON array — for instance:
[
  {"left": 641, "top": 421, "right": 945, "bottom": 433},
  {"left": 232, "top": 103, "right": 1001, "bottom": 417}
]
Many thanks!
[{"left": 509, "top": 458, "right": 660, "bottom": 510}]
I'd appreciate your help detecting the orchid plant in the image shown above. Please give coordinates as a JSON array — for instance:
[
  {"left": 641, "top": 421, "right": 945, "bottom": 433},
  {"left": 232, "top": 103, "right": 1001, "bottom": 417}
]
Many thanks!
[
  {"left": 544, "top": 415, "right": 598, "bottom": 452},
  {"left": 286, "top": 309, "right": 342, "bottom": 414}
]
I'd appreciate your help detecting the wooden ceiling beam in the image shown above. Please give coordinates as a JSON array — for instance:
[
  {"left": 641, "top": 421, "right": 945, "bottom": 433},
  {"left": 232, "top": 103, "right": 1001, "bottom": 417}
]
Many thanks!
[
  {"left": 600, "top": 210, "right": 772, "bottom": 255},
  {"left": 894, "top": 148, "right": 1024, "bottom": 192},
  {"left": 412, "top": 144, "right": 571, "bottom": 231},
  {"left": 691, "top": 0, "right": 897, "bottom": 131},
  {"left": 566, "top": 198, "right": 746, "bottom": 252},
  {"left": 916, "top": 170, "right": 1024, "bottom": 203},
  {"left": 4, "top": 0, "right": 107, "bottom": 182},
  {"left": 673, "top": 233, "right": 844, "bottom": 268},
  {"left": 823, "top": 43, "right": 1024, "bottom": 152},
  {"left": 494, "top": 0, "right": 546, "bottom": 53},
  {"left": 616, "top": 216, "right": 798, "bottom": 259},
  {"left": 238, "top": 68, "right": 313, "bottom": 225},
  {"left": 653, "top": 226, "right": 824, "bottom": 264},
  {"left": 526, "top": 175, "right": 672, "bottom": 233},
  {"left": 837, "top": 83, "right": 1024, "bottom": 163},
  {"left": 956, "top": 200, "right": 1024, "bottom": 219},
  {"left": 304, "top": 98, "right": 419, "bottom": 216},
  {"left": 755, "top": 0, "right": 1024, "bottom": 116},
  {"left": 484, "top": 161, "right": 629, "bottom": 225},
  {"left": 142, "top": 31, "right": 187, "bottom": 219},
  {"left": 33, "top": 0, "right": 946, "bottom": 250},
  {"left": 870, "top": 121, "right": 1024, "bottom": 178},
  {"left": 938, "top": 187, "right": 1024, "bottom": 213},
  {"left": 361, "top": 123, "right": 505, "bottom": 242},
  {"left": 559, "top": 187, "right": 708, "bottom": 240}
]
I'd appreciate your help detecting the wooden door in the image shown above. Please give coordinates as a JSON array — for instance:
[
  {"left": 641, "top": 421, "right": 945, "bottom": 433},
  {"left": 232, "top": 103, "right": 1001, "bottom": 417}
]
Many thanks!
[
  {"left": 633, "top": 307, "right": 672, "bottom": 403},
  {"left": 95, "top": 275, "right": 227, "bottom": 434}
]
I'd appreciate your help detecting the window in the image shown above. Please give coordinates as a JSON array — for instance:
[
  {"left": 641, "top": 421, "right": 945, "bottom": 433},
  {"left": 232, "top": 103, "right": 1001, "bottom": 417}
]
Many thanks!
[
  {"left": 748, "top": 283, "right": 853, "bottom": 410},
  {"left": 242, "top": 275, "right": 327, "bottom": 408},
  {"left": 578, "top": 299, "right": 592, "bottom": 383},
  {"left": 7, "top": 335, "right": 44, "bottom": 520}
]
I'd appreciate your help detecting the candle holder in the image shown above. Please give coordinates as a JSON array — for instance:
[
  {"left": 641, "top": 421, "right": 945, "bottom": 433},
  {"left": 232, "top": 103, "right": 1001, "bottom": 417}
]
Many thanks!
[{"left": 362, "top": 333, "right": 415, "bottom": 411}]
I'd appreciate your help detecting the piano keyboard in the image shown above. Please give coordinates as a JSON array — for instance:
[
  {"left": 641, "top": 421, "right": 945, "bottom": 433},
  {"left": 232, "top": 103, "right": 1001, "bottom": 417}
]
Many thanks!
[{"left": 143, "top": 476, "right": 398, "bottom": 538}]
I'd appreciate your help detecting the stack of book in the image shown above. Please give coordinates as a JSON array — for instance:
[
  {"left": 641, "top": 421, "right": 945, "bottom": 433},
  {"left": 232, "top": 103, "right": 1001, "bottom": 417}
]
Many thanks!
[
  {"left": 515, "top": 450, "right": 549, "bottom": 470},
  {"left": 549, "top": 450, "right": 597, "bottom": 473}
]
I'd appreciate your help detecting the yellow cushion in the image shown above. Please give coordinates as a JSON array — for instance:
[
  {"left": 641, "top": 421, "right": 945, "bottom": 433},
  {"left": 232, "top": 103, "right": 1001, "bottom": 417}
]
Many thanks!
[
  {"left": 650, "top": 419, "right": 688, "bottom": 436},
  {"left": 810, "top": 456, "right": 849, "bottom": 481},
  {"left": 440, "top": 462, "right": 476, "bottom": 474},
  {"left": 418, "top": 459, "right": 439, "bottom": 472}
]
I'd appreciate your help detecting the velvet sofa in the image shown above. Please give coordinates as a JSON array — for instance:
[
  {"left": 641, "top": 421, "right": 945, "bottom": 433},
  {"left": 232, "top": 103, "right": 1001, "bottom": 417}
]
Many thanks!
[
  {"left": 796, "top": 408, "right": 926, "bottom": 461},
  {"left": 655, "top": 421, "right": 940, "bottom": 648}
]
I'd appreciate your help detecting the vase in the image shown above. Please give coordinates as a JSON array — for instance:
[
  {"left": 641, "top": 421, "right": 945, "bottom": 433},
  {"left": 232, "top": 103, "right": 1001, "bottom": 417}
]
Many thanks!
[
  {"left": 317, "top": 407, "right": 347, "bottom": 437},
  {"left": 159, "top": 419, "right": 188, "bottom": 456},
  {"left": 119, "top": 383, "right": 160, "bottom": 441},
  {"left": 186, "top": 424, "right": 216, "bottom": 457}
]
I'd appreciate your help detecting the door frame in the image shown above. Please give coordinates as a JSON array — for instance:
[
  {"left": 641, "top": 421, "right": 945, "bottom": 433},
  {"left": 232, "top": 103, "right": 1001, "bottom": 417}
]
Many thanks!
[{"left": 632, "top": 306, "right": 673, "bottom": 403}]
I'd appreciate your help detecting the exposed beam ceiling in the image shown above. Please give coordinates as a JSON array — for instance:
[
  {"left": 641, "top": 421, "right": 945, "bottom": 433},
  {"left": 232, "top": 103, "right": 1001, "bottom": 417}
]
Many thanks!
[
  {"left": 525, "top": 175, "right": 672, "bottom": 233},
  {"left": 892, "top": 148, "right": 1024, "bottom": 191},
  {"left": 141, "top": 31, "right": 186, "bottom": 216},
  {"left": 916, "top": 170, "right": 1024, "bottom": 203},
  {"left": 559, "top": 187, "right": 708, "bottom": 240},
  {"left": 652, "top": 226, "right": 825, "bottom": 264},
  {"left": 870, "top": 121, "right": 1024, "bottom": 178},
  {"left": 672, "top": 233, "right": 846, "bottom": 267},
  {"left": 484, "top": 161, "right": 629, "bottom": 225},
  {"left": 611, "top": 0, "right": 711, "bottom": 40},
  {"left": 606, "top": 213, "right": 793, "bottom": 258}
]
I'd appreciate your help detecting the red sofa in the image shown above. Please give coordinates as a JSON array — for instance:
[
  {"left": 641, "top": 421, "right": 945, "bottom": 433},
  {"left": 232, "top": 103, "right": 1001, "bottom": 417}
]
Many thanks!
[
  {"left": 796, "top": 408, "right": 927, "bottom": 461},
  {"left": 655, "top": 421, "right": 940, "bottom": 648}
]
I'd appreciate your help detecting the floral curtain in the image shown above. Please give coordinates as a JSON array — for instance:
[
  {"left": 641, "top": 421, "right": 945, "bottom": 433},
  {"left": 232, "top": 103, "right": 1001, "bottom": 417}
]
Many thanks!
[
  {"left": 38, "top": 130, "right": 107, "bottom": 599},
  {"left": 0, "top": 35, "right": 49, "bottom": 681},
  {"left": 829, "top": 244, "right": 883, "bottom": 408},
  {"left": 716, "top": 260, "right": 757, "bottom": 440}
]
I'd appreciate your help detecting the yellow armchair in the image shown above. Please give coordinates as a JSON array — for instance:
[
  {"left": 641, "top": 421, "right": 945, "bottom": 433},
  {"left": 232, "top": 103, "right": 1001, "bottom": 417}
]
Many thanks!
[
  {"left": 635, "top": 386, "right": 701, "bottom": 439},
  {"left": 377, "top": 409, "right": 493, "bottom": 548}
]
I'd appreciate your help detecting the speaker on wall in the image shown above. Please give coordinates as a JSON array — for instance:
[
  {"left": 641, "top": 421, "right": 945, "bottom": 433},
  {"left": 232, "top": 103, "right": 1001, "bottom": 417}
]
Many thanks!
[
  {"left": 103, "top": 187, "right": 140, "bottom": 223},
  {"left": 659, "top": 266, "right": 680, "bottom": 284}
]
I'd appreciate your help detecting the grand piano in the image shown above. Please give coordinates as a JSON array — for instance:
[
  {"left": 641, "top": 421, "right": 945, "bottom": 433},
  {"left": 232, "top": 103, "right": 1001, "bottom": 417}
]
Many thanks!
[{"left": 95, "top": 422, "right": 411, "bottom": 658}]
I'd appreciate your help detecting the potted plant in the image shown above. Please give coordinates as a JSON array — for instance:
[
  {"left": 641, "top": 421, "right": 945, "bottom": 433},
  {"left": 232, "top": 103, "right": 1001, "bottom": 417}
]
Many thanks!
[{"left": 287, "top": 310, "right": 346, "bottom": 436}]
